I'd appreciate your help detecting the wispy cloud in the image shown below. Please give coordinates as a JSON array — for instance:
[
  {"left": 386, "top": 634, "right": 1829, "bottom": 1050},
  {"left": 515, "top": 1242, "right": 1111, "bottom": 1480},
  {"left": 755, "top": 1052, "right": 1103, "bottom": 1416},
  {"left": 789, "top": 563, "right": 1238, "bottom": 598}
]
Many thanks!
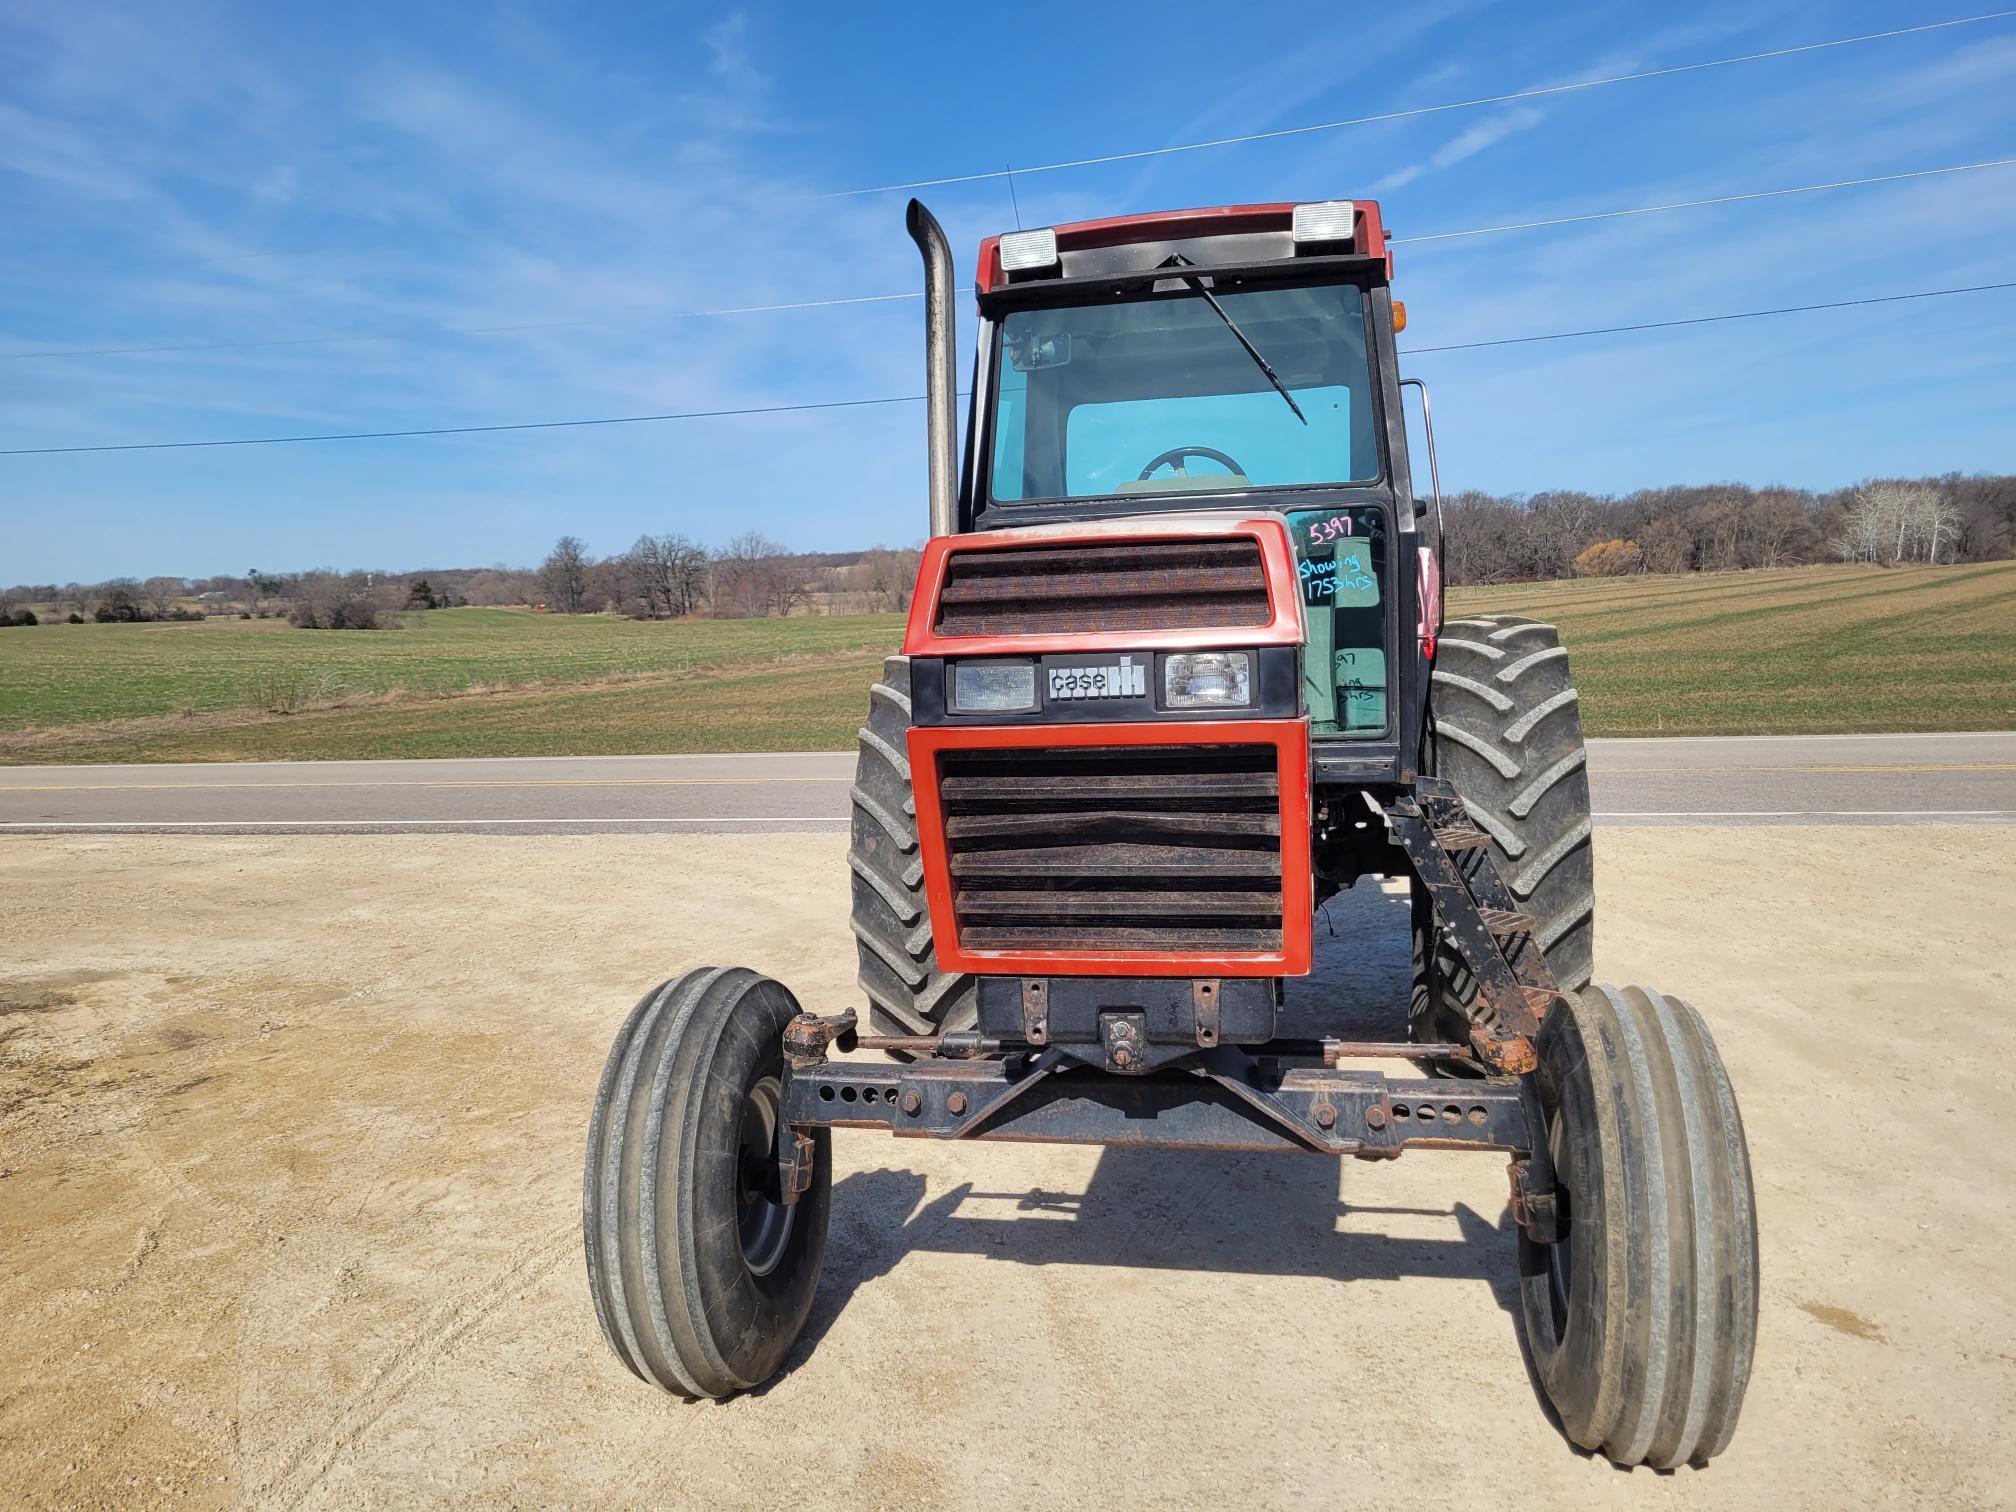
[
  {"left": 2, "top": 0, "right": 2013, "bottom": 580},
  {"left": 681, "top": 8, "right": 790, "bottom": 136},
  {"left": 1372, "top": 105, "right": 1544, "bottom": 192}
]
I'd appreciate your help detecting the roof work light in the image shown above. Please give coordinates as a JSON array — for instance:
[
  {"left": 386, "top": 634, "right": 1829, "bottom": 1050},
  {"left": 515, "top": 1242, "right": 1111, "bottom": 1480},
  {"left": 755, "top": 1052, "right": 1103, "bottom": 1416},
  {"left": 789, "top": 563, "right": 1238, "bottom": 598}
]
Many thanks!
[
  {"left": 998, "top": 227, "right": 1059, "bottom": 273},
  {"left": 1291, "top": 201, "right": 1357, "bottom": 247}
]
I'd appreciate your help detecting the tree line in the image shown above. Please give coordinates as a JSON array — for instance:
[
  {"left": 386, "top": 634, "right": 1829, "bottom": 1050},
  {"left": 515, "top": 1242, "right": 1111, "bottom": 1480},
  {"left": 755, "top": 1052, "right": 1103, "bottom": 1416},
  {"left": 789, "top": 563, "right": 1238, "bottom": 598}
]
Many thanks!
[
  {"left": 1439, "top": 472, "right": 2013, "bottom": 585},
  {"left": 1, "top": 536, "right": 925, "bottom": 629},
  {"left": 533, "top": 532, "right": 922, "bottom": 618},
  {"left": 7, "top": 472, "right": 2009, "bottom": 626}
]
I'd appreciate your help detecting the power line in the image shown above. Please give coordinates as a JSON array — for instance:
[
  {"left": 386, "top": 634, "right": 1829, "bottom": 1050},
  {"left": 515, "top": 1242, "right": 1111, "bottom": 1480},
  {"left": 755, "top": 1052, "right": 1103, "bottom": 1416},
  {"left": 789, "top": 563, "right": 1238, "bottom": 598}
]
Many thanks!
[
  {"left": 6, "top": 281, "right": 2011, "bottom": 458},
  {"left": 0, "top": 394, "right": 928, "bottom": 457},
  {"left": 822, "top": 10, "right": 2016, "bottom": 196},
  {"left": 0, "top": 292, "right": 924, "bottom": 362},
  {"left": 7, "top": 155, "right": 2012, "bottom": 364},
  {"left": 1398, "top": 281, "right": 2016, "bottom": 353},
  {"left": 11, "top": 6, "right": 2005, "bottom": 296},
  {"left": 1393, "top": 155, "right": 2016, "bottom": 244}
]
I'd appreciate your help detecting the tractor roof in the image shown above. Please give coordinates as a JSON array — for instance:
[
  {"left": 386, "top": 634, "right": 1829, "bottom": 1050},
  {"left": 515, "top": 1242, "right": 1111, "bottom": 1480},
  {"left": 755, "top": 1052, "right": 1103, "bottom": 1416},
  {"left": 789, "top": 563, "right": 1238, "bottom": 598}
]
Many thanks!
[{"left": 975, "top": 201, "right": 1390, "bottom": 296}]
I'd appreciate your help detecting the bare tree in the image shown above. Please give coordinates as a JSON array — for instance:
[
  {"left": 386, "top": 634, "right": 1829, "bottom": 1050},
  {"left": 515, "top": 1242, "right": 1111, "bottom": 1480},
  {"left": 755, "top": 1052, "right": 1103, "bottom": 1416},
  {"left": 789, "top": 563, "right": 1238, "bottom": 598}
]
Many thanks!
[
  {"left": 1638, "top": 515, "right": 1693, "bottom": 575},
  {"left": 464, "top": 567, "right": 534, "bottom": 606},
  {"left": 1743, "top": 491, "right": 1810, "bottom": 569},
  {"left": 289, "top": 570, "right": 399, "bottom": 629},
  {"left": 1834, "top": 490, "right": 1889, "bottom": 563},
  {"left": 1920, "top": 491, "right": 1962, "bottom": 565},
  {"left": 860, "top": 546, "right": 923, "bottom": 611},
  {"left": 1524, "top": 492, "right": 1605, "bottom": 579},
  {"left": 623, "top": 533, "right": 710, "bottom": 618},
  {"left": 625, "top": 534, "right": 675, "bottom": 618},
  {"left": 712, "top": 531, "right": 785, "bottom": 617},
  {"left": 142, "top": 575, "right": 186, "bottom": 619},
  {"left": 1837, "top": 482, "right": 1943, "bottom": 565},
  {"left": 668, "top": 536, "right": 711, "bottom": 617},
  {"left": 582, "top": 554, "right": 628, "bottom": 614},
  {"left": 1692, "top": 495, "right": 1746, "bottom": 572},
  {"left": 540, "top": 535, "right": 590, "bottom": 613},
  {"left": 774, "top": 555, "right": 815, "bottom": 616}
]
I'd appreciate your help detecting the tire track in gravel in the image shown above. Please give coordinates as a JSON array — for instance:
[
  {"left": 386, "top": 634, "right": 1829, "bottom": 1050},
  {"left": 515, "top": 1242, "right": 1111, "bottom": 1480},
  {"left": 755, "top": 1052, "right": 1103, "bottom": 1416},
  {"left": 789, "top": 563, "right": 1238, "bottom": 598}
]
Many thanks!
[{"left": 252, "top": 1222, "right": 576, "bottom": 1508}]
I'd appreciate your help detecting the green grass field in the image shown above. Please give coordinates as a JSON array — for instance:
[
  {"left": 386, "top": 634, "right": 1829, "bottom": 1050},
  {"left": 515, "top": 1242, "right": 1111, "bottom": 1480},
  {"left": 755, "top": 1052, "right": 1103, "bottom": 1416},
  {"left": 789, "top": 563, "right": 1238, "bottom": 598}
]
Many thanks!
[
  {"left": 1451, "top": 560, "right": 2016, "bottom": 736},
  {"left": 2, "top": 561, "right": 2012, "bottom": 763}
]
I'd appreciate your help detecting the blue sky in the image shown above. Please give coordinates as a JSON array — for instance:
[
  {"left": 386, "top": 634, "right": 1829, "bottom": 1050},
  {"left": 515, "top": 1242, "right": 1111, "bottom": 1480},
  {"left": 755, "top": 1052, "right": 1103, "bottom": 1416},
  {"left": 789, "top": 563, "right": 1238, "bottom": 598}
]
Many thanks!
[{"left": 2, "top": 0, "right": 2013, "bottom": 583}]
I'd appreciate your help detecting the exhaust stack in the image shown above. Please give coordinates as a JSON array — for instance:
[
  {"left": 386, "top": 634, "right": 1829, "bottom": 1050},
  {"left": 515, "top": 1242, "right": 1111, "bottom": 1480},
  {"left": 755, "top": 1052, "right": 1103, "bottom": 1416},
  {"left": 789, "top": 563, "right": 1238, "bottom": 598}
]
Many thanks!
[{"left": 907, "top": 198, "right": 958, "bottom": 538}]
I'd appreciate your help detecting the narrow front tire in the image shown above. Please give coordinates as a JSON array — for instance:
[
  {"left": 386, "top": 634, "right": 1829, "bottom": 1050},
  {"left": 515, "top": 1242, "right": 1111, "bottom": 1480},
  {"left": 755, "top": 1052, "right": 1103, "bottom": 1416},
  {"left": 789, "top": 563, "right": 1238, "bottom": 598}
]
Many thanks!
[
  {"left": 583, "top": 967, "right": 831, "bottom": 1398},
  {"left": 1520, "top": 983, "right": 1759, "bottom": 1468}
]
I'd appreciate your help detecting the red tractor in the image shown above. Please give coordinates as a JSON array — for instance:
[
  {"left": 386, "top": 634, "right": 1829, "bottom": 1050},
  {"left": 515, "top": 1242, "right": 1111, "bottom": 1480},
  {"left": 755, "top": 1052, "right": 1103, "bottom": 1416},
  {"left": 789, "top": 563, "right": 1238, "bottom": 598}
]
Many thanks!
[{"left": 583, "top": 199, "right": 1757, "bottom": 1468}]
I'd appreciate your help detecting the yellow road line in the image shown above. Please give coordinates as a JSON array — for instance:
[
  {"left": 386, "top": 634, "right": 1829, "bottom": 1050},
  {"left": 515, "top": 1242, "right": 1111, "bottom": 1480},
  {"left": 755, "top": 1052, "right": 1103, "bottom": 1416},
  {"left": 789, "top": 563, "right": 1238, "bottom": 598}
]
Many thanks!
[
  {"left": 0, "top": 776, "right": 856, "bottom": 793},
  {"left": 1609, "top": 763, "right": 2016, "bottom": 775}
]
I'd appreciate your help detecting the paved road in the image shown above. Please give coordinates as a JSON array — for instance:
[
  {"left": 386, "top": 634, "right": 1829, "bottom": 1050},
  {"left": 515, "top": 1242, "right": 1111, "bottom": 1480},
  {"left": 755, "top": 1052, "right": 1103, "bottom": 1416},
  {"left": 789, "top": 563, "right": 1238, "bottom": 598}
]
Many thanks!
[{"left": 3, "top": 732, "right": 2012, "bottom": 834}]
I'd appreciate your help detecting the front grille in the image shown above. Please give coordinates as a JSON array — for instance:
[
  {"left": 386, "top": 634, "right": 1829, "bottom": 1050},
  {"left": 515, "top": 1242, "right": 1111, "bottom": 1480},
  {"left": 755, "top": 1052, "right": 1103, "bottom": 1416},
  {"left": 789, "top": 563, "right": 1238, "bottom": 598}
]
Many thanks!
[
  {"left": 934, "top": 538, "right": 1270, "bottom": 637},
  {"left": 937, "top": 743, "right": 1285, "bottom": 953}
]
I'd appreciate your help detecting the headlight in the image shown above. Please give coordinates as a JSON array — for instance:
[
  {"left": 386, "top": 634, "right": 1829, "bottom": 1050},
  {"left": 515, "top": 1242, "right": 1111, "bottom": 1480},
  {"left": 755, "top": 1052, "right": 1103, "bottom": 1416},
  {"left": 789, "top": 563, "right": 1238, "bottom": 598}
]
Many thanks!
[
  {"left": 1164, "top": 651, "right": 1251, "bottom": 708},
  {"left": 950, "top": 659, "right": 1037, "bottom": 713}
]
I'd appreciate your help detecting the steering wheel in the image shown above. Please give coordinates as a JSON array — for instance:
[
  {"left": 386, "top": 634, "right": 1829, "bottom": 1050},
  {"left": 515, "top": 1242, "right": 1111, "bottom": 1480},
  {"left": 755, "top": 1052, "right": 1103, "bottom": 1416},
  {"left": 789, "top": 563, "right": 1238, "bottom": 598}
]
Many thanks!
[{"left": 1137, "top": 445, "right": 1247, "bottom": 481}]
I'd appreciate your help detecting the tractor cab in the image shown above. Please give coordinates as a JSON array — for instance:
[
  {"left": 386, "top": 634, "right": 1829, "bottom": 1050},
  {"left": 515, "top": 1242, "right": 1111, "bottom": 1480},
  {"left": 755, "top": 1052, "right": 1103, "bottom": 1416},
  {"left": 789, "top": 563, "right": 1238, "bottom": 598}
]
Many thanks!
[{"left": 928, "top": 200, "right": 1437, "bottom": 781}]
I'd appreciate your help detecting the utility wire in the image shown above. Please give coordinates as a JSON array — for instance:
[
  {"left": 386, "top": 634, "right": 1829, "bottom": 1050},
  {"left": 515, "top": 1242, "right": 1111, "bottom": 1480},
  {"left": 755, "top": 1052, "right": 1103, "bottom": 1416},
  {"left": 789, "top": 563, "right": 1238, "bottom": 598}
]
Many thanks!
[
  {"left": 3, "top": 5, "right": 2005, "bottom": 357},
  {"left": 11, "top": 6, "right": 2005, "bottom": 289},
  {"left": 1399, "top": 280, "right": 2016, "bottom": 353},
  {"left": 7, "top": 156, "right": 2012, "bottom": 364},
  {"left": 0, "top": 292, "right": 924, "bottom": 362},
  {"left": 822, "top": 10, "right": 2016, "bottom": 195},
  {"left": 0, "top": 395, "right": 927, "bottom": 457},
  {"left": 6, "top": 281, "right": 2011, "bottom": 458},
  {"left": 1394, "top": 155, "right": 2016, "bottom": 244}
]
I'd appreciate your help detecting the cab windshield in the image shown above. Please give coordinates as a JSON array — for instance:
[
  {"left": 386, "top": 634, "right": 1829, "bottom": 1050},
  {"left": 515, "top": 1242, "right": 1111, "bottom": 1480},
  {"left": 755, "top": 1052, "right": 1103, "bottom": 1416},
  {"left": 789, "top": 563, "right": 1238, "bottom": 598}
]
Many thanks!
[{"left": 988, "top": 281, "right": 1380, "bottom": 504}]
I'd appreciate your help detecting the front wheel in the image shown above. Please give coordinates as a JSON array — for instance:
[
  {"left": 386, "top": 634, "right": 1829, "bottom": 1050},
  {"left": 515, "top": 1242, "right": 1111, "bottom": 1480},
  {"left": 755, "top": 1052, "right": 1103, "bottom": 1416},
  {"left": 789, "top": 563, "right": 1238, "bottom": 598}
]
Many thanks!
[
  {"left": 582, "top": 967, "right": 831, "bottom": 1398},
  {"left": 1521, "top": 983, "right": 1758, "bottom": 1468}
]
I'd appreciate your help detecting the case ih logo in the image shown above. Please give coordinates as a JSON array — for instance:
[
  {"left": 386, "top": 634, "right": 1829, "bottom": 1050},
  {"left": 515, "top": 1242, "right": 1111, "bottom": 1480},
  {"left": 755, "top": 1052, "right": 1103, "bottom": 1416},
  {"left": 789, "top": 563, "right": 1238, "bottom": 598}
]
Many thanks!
[{"left": 1048, "top": 659, "right": 1146, "bottom": 700}]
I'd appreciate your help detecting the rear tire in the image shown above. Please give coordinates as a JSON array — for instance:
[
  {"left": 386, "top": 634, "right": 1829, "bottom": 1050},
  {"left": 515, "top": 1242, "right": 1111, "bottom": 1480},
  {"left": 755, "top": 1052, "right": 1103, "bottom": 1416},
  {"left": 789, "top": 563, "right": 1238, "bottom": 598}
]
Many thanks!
[
  {"left": 1414, "top": 614, "right": 1594, "bottom": 1047},
  {"left": 1521, "top": 983, "right": 1759, "bottom": 1468},
  {"left": 583, "top": 967, "right": 830, "bottom": 1398},
  {"left": 847, "top": 655, "right": 978, "bottom": 1038}
]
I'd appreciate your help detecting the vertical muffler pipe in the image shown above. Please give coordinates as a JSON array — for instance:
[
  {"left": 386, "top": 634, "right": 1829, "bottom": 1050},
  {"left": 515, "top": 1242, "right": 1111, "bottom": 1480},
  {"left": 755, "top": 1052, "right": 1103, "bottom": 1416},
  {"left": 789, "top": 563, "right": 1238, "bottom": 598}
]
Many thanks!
[{"left": 907, "top": 198, "right": 958, "bottom": 538}]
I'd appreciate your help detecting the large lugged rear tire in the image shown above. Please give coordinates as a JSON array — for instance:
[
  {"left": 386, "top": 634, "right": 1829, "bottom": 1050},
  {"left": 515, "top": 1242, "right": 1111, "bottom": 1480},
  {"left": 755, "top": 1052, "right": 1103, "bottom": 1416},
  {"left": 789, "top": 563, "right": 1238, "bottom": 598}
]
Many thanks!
[
  {"left": 1521, "top": 983, "right": 1758, "bottom": 1468},
  {"left": 847, "top": 655, "right": 978, "bottom": 1038},
  {"left": 583, "top": 967, "right": 830, "bottom": 1398},
  {"left": 1415, "top": 614, "right": 1595, "bottom": 1045}
]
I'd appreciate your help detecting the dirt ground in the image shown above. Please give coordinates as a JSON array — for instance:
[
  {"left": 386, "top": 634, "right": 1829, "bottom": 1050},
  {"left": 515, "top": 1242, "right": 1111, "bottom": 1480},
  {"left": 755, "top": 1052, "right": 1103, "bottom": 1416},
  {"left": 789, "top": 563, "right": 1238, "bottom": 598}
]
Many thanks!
[{"left": 3, "top": 826, "right": 2013, "bottom": 1510}]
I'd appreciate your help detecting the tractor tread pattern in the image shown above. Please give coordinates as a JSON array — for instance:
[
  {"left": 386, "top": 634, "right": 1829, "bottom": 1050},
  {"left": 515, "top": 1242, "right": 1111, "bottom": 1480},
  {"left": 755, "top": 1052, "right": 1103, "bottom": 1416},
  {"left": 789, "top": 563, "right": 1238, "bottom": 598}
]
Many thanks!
[
  {"left": 1417, "top": 614, "right": 1595, "bottom": 1043},
  {"left": 848, "top": 655, "right": 979, "bottom": 1038}
]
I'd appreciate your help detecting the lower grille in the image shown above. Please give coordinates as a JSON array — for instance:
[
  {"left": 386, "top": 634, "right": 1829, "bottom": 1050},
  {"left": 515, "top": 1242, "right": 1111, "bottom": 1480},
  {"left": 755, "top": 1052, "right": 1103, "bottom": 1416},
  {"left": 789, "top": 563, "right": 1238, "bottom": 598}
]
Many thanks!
[{"left": 938, "top": 743, "right": 1286, "bottom": 954}]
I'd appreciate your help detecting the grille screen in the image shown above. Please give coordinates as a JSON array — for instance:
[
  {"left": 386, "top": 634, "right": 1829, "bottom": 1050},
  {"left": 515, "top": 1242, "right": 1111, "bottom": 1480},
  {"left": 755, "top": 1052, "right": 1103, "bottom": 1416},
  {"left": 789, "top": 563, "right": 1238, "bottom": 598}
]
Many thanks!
[
  {"left": 938, "top": 743, "right": 1285, "bottom": 954},
  {"left": 933, "top": 538, "right": 1270, "bottom": 637}
]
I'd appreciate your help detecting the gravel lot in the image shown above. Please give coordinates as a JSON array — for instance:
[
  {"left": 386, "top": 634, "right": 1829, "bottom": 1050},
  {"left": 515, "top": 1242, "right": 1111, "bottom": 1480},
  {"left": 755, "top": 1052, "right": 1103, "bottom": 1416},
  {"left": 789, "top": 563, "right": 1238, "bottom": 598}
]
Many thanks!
[{"left": 3, "top": 828, "right": 2013, "bottom": 1508}]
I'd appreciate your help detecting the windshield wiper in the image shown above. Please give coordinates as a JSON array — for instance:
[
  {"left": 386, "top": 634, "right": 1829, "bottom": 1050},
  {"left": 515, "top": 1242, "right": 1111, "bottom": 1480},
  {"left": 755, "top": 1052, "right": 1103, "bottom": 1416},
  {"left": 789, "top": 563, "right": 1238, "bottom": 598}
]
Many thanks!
[{"left": 1168, "top": 256, "right": 1307, "bottom": 426}]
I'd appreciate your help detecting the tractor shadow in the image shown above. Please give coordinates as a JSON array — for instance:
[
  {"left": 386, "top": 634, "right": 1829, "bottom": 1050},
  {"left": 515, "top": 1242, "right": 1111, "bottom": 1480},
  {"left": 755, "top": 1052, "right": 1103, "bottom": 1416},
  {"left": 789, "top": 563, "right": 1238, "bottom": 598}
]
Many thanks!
[
  {"left": 816, "top": 1159, "right": 1520, "bottom": 1299},
  {"left": 777, "top": 882, "right": 1558, "bottom": 1428}
]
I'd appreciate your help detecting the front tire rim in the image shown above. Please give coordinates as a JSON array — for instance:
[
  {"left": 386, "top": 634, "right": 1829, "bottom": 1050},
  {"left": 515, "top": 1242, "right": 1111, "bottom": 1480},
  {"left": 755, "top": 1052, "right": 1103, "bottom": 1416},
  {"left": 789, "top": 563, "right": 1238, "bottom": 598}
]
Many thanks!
[
  {"left": 735, "top": 1075, "right": 795, "bottom": 1277},
  {"left": 1542, "top": 1105, "right": 1575, "bottom": 1337}
]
